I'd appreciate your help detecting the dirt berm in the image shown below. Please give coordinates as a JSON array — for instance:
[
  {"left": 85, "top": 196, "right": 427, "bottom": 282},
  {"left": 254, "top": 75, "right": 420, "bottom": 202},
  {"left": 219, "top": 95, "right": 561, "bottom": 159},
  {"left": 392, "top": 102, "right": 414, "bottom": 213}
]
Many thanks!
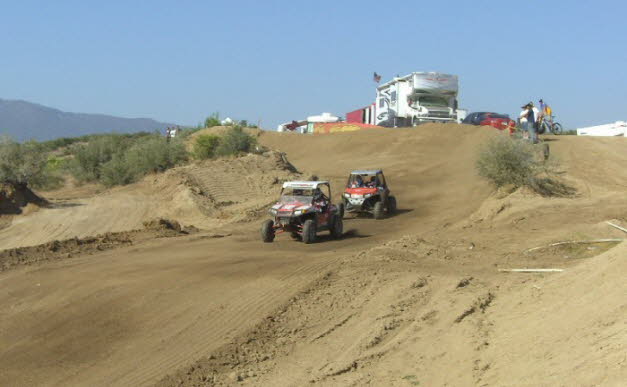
[
  {"left": 1, "top": 124, "right": 626, "bottom": 386},
  {"left": 0, "top": 150, "right": 299, "bottom": 249}
]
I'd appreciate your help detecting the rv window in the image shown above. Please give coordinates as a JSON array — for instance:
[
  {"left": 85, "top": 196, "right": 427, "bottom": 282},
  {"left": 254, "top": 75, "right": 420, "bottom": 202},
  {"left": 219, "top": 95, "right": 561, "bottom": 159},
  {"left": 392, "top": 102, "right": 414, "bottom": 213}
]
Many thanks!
[
  {"left": 379, "top": 98, "right": 385, "bottom": 108},
  {"left": 391, "top": 91, "right": 397, "bottom": 103}
]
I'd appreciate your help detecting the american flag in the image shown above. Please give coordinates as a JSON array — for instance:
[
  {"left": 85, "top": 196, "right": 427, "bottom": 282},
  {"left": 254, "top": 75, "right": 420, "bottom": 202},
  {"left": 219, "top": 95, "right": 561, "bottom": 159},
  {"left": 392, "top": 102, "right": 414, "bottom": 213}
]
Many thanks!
[{"left": 373, "top": 72, "right": 381, "bottom": 83}]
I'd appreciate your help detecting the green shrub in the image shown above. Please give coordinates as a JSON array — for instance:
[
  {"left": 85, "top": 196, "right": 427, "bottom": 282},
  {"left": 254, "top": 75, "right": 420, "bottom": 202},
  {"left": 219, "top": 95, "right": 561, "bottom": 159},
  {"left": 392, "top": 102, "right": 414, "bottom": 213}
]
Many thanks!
[
  {"left": 0, "top": 136, "right": 48, "bottom": 185},
  {"left": 193, "top": 134, "right": 221, "bottom": 159},
  {"left": 215, "top": 126, "right": 257, "bottom": 156},
  {"left": 100, "top": 154, "right": 134, "bottom": 187},
  {"left": 124, "top": 136, "right": 188, "bottom": 178},
  {"left": 204, "top": 112, "right": 221, "bottom": 128},
  {"left": 71, "top": 135, "right": 130, "bottom": 182}
]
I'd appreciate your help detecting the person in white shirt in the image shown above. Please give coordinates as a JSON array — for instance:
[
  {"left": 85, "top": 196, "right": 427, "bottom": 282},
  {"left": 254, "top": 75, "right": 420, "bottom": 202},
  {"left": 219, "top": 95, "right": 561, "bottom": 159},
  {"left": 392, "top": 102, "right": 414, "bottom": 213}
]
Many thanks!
[{"left": 519, "top": 102, "right": 539, "bottom": 143}]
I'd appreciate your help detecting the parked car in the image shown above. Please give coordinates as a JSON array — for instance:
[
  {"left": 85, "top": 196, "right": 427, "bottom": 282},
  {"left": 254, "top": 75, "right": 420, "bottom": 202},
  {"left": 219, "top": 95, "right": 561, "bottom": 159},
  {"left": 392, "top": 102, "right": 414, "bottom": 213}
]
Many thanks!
[{"left": 463, "top": 112, "right": 516, "bottom": 133}]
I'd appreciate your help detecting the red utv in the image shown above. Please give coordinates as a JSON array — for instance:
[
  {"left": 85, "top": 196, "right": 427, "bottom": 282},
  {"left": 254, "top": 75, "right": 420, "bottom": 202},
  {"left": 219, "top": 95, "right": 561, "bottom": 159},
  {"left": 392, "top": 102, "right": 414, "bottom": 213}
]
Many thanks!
[{"left": 342, "top": 169, "right": 396, "bottom": 220}]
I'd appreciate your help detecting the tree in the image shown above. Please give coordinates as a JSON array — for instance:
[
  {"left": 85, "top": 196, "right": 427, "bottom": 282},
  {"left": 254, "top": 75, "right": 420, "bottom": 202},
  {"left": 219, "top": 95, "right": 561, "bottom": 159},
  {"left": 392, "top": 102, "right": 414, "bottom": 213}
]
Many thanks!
[
  {"left": 0, "top": 136, "right": 48, "bottom": 186},
  {"left": 204, "top": 112, "right": 221, "bottom": 128}
]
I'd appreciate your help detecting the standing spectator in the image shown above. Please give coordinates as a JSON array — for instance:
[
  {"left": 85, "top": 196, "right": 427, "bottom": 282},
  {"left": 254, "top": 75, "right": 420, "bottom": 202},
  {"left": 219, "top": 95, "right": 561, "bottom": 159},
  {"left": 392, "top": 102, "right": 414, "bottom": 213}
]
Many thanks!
[
  {"left": 519, "top": 102, "right": 539, "bottom": 144},
  {"left": 166, "top": 127, "right": 171, "bottom": 143}
]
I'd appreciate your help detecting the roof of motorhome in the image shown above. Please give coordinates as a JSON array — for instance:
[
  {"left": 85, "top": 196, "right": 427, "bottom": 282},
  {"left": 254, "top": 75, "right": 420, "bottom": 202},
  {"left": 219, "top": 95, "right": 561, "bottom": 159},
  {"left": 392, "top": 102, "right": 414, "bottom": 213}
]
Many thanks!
[
  {"left": 351, "top": 169, "right": 382, "bottom": 175},
  {"left": 377, "top": 72, "right": 457, "bottom": 89},
  {"left": 282, "top": 181, "right": 329, "bottom": 189}
]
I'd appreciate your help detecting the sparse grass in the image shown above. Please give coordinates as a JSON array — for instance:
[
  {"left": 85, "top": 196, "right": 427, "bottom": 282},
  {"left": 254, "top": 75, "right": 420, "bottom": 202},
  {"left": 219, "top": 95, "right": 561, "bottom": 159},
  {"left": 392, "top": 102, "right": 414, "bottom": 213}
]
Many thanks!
[{"left": 476, "top": 135, "right": 575, "bottom": 197}]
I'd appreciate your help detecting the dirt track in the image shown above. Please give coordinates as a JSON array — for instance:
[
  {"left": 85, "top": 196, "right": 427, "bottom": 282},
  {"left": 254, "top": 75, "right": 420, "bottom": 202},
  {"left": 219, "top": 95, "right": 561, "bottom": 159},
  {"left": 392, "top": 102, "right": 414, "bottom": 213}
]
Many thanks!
[{"left": 1, "top": 125, "right": 626, "bottom": 386}]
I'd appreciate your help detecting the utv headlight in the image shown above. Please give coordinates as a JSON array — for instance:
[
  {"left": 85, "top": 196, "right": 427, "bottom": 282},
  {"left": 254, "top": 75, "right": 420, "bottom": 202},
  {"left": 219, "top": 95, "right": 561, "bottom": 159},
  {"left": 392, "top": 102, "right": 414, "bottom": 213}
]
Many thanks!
[
  {"left": 364, "top": 193, "right": 372, "bottom": 198},
  {"left": 343, "top": 193, "right": 350, "bottom": 198},
  {"left": 269, "top": 208, "right": 278, "bottom": 215},
  {"left": 293, "top": 209, "right": 308, "bottom": 216}
]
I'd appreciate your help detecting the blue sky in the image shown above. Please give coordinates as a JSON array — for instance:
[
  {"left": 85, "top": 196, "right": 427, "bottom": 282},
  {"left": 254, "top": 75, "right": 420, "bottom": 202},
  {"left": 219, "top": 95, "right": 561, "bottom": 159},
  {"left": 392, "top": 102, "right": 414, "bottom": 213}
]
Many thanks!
[{"left": 1, "top": 0, "right": 626, "bottom": 131}]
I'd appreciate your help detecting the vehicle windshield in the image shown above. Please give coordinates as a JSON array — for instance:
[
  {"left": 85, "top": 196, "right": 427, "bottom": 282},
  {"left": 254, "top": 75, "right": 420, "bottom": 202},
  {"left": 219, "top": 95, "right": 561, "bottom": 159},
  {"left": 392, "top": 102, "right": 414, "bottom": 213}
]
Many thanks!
[
  {"left": 347, "top": 174, "right": 380, "bottom": 188},
  {"left": 280, "top": 187, "right": 314, "bottom": 204},
  {"left": 486, "top": 113, "right": 510, "bottom": 119},
  {"left": 419, "top": 96, "right": 449, "bottom": 107}
]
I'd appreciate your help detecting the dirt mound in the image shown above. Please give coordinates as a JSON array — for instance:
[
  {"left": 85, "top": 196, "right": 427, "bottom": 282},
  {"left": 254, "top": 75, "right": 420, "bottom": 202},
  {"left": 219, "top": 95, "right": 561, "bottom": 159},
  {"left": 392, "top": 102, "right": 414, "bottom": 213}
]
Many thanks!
[
  {"left": 259, "top": 124, "right": 497, "bottom": 229},
  {"left": 160, "top": 150, "right": 300, "bottom": 223},
  {"left": 143, "top": 218, "right": 183, "bottom": 232},
  {"left": 482, "top": 242, "right": 627, "bottom": 386},
  {"left": 0, "top": 151, "right": 299, "bottom": 249},
  {"left": 4, "top": 125, "right": 627, "bottom": 386},
  {"left": 0, "top": 182, "right": 48, "bottom": 215},
  {"left": 159, "top": 230, "right": 626, "bottom": 386},
  {"left": 0, "top": 219, "right": 200, "bottom": 272}
]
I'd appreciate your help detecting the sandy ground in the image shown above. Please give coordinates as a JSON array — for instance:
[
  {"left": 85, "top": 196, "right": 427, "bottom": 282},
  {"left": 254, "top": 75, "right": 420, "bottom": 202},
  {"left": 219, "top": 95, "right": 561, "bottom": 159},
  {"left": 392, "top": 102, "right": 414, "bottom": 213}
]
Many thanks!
[{"left": 1, "top": 124, "right": 626, "bottom": 386}]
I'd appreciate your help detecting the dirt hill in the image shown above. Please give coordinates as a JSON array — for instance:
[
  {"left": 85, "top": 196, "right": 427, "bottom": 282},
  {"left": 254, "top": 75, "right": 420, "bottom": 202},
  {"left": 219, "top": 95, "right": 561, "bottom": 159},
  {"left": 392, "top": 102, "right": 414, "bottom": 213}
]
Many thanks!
[
  {"left": 1, "top": 124, "right": 625, "bottom": 386},
  {"left": 0, "top": 182, "right": 48, "bottom": 215},
  {"left": 0, "top": 151, "right": 298, "bottom": 250}
]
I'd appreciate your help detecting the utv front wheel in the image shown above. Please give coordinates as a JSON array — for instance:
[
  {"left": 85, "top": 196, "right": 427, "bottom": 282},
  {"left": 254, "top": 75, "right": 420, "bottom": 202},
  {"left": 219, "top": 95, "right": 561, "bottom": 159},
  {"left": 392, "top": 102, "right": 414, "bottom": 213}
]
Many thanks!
[
  {"left": 388, "top": 196, "right": 397, "bottom": 215},
  {"left": 302, "top": 219, "right": 317, "bottom": 244},
  {"left": 330, "top": 216, "right": 343, "bottom": 239},
  {"left": 373, "top": 201, "right": 384, "bottom": 220},
  {"left": 261, "top": 220, "right": 275, "bottom": 242}
]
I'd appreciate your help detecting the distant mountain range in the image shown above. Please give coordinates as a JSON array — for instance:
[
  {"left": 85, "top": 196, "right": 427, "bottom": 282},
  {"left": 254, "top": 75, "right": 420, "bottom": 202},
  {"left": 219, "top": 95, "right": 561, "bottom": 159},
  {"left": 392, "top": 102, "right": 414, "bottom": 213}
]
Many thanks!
[{"left": 0, "top": 98, "right": 174, "bottom": 141}]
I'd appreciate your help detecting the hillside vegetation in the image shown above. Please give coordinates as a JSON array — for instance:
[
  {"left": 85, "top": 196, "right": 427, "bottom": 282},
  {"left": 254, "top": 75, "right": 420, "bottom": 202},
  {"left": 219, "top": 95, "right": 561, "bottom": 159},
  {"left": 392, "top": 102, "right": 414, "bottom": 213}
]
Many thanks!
[{"left": 0, "top": 126, "right": 258, "bottom": 189}]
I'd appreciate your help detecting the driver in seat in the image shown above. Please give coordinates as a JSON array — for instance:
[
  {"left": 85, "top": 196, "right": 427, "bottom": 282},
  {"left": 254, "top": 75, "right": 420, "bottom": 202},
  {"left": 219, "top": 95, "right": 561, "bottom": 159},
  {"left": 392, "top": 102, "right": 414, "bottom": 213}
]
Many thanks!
[
  {"left": 313, "top": 188, "right": 329, "bottom": 211},
  {"left": 367, "top": 176, "right": 379, "bottom": 188}
]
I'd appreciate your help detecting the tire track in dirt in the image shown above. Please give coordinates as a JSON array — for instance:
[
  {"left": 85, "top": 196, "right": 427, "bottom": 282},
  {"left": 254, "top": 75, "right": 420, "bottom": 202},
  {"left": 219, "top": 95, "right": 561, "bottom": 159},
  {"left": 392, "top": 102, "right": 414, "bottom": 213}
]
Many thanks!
[
  {"left": 1, "top": 234, "right": 348, "bottom": 387},
  {"left": 89, "top": 255, "right": 341, "bottom": 387}
]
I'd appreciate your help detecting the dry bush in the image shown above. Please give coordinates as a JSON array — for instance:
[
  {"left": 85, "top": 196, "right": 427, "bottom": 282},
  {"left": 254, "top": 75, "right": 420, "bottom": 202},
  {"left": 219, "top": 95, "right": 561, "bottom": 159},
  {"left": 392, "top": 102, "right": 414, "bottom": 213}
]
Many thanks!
[{"left": 476, "top": 135, "right": 574, "bottom": 197}]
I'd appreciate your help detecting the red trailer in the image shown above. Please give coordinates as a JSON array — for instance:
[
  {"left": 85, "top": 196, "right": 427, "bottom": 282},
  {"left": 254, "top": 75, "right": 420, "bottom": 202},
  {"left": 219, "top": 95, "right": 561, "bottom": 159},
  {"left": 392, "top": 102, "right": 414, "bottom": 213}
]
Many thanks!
[{"left": 346, "top": 103, "right": 376, "bottom": 125}]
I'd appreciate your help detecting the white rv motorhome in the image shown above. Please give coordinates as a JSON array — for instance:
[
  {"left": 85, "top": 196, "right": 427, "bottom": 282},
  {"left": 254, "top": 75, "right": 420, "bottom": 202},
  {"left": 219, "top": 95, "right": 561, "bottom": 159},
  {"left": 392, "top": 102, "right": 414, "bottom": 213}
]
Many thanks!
[{"left": 375, "top": 72, "right": 459, "bottom": 127}]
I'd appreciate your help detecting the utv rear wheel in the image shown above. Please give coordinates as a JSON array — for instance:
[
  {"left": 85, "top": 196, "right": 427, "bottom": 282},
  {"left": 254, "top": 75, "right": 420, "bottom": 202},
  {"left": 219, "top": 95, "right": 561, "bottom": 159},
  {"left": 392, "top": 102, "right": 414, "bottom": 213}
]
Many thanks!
[
  {"left": 302, "top": 219, "right": 316, "bottom": 244},
  {"left": 330, "top": 216, "right": 343, "bottom": 239},
  {"left": 261, "top": 220, "right": 275, "bottom": 242},
  {"left": 388, "top": 196, "right": 397, "bottom": 215},
  {"left": 373, "top": 201, "right": 384, "bottom": 220}
]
